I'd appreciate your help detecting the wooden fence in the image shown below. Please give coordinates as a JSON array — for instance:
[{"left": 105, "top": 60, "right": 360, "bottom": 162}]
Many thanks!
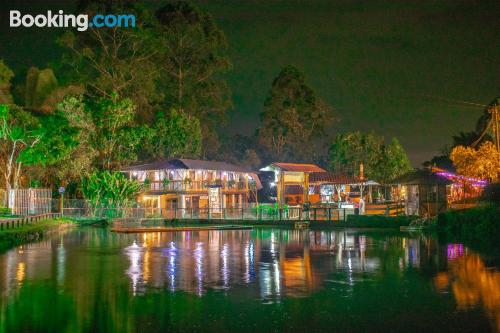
[{"left": 0, "top": 213, "right": 62, "bottom": 230}]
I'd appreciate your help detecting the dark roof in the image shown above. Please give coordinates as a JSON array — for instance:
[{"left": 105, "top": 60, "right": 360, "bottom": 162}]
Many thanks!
[
  {"left": 390, "top": 170, "right": 452, "bottom": 185},
  {"left": 309, "top": 172, "right": 357, "bottom": 184},
  {"left": 124, "top": 158, "right": 251, "bottom": 173},
  {"left": 264, "top": 162, "right": 326, "bottom": 173}
]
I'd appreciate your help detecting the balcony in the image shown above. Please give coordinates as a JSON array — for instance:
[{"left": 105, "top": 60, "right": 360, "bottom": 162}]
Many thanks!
[{"left": 146, "top": 180, "right": 247, "bottom": 192}]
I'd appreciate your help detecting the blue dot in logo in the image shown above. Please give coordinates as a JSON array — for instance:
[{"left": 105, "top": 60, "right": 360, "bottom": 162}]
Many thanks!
[{"left": 89, "top": 22, "right": 93, "bottom": 27}]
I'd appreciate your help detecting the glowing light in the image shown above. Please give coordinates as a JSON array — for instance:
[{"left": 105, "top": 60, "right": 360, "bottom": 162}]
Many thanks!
[{"left": 435, "top": 170, "right": 488, "bottom": 187}]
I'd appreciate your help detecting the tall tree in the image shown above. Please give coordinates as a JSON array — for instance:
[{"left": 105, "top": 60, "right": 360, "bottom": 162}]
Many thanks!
[
  {"left": 329, "top": 132, "right": 412, "bottom": 183},
  {"left": 58, "top": 1, "right": 160, "bottom": 120},
  {"left": 258, "top": 65, "right": 333, "bottom": 162},
  {"left": 0, "top": 59, "right": 14, "bottom": 104},
  {"left": 20, "top": 67, "right": 83, "bottom": 114},
  {"left": 146, "top": 109, "right": 202, "bottom": 159},
  {"left": 89, "top": 94, "right": 149, "bottom": 170},
  {"left": 372, "top": 138, "right": 413, "bottom": 184},
  {"left": 39, "top": 96, "right": 98, "bottom": 184},
  {"left": 0, "top": 104, "right": 78, "bottom": 203},
  {"left": 155, "top": 1, "right": 232, "bottom": 157},
  {"left": 329, "top": 131, "right": 383, "bottom": 177},
  {"left": 0, "top": 105, "right": 40, "bottom": 201}
]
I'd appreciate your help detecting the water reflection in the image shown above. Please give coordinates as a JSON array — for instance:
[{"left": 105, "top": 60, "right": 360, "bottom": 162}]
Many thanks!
[
  {"left": 116, "top": 229, "right": 437, "bottom": 300},
  {"left": 435, "top": 253, "right": 500, "bottom": 332},
  {"left": 0, "top": 228, "right": 497, "bottom": 332}
]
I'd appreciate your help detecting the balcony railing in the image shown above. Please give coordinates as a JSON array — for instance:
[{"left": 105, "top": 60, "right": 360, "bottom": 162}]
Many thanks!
[{"left": 146, "top": 180, "right": 247, "bottom": 192}]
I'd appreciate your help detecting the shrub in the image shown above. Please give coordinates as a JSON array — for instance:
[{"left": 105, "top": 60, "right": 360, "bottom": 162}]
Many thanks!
[
  {"left": 437, "top": 205, "right": 500, "bottom": 253},
  {"left": 81, "top": 171, "right": 144, "bottom": 218},
  {"left": 0, "top": 207, "right": 11, "bottom": 216},
  {"left": 346, "top": 214, "right": 415, "bottom": 227},
  {"left": 481, "top": 183, "right": 500, "bottom": 205}
]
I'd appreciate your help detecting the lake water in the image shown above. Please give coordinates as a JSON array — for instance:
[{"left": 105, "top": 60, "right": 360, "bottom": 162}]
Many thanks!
[{"left": 0, "top": 227, "right": 498, "bottom": 332}]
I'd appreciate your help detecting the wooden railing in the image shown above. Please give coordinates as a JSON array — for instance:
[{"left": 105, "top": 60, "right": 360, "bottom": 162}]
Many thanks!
[
  {"left": 365, "top": 203, "right": 405, "bottom": 216},
  {"left": 0, "top": 213, "right": 62, "bottom": 230},
  {"left": 147, "top": 180, "right": 247, "bottom": 192}
]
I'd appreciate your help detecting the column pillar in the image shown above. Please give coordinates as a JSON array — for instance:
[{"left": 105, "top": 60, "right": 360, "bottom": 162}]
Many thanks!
[{"left": 303, "top": 173, "right": 309, "bottom": 204}]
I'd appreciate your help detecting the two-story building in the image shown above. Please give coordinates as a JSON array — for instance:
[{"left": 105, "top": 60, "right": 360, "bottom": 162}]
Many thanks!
[{"left": 123, "top": 159, "right": 261, "bottom": 214}]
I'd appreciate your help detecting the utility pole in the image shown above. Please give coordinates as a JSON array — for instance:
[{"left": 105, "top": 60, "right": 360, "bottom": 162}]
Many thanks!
[{"left": 490, "top": 104, "right": 500, "bottom": 152}]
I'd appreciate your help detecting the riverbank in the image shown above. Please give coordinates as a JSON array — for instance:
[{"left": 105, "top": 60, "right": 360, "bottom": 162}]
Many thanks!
[
  {"left": 437, "top": 205, "right": 500, "bottom": 255},
  {"left": 0, "top": 218, "right": 75, "bottom": 251}
]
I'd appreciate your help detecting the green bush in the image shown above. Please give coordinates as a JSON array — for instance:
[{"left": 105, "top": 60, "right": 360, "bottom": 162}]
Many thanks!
[
  {"left": 81, "top": 171, "right": 144, "bottom": 218},
  {"left": 437, "top": 205, "right": 500, "bottom": 253},
  {"left": 345, "top": 214, "right": 415, "bottom": 227},
  {"left": 0, "top": 207, "right": 11, "bottom": 216}
]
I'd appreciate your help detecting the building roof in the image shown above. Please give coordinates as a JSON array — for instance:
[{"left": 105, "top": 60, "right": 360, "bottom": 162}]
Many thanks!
[
  {"left": 309, "top": 172, "right": 358, "bottom": 184},
  {"left": 390, "top": 169, "right": 452, "bottom": 185},
  {"left": 124, "top": 158, "right": 262, "bottom": 190},
  {"left": 261, "top": 162, "right": 326, "bottom": 173},
  {"left": 124, "top": 158, "right": 251, "bottom": 173}
]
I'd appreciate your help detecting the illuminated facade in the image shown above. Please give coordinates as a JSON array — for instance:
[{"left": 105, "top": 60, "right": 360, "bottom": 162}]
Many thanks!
[{"left": 123, "top": 159, "right": 262, "bottom": 216}]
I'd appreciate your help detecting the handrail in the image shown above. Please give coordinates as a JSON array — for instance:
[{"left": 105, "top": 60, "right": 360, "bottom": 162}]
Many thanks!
[{"left": 147, "top": 180, "right": 247, "bottom": 192}]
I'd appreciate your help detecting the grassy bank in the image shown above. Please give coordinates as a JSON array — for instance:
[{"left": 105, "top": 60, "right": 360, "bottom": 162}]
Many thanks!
[
  {"left": 437, "top": 205, "right": 500, "bottom": 255},
  {"left": 0, "top": 218, "right": 75, "bottom": 251}
]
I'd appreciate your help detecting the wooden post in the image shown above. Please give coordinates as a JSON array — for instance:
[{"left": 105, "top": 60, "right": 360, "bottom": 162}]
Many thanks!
[{"left": 303, "top": 173, "right": 309, "bottom": 204}]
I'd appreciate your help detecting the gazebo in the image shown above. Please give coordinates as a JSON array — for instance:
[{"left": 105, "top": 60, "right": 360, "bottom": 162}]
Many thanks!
[
  {"left": 260, "top": 163, "right": 326, "bottom": 206},
  {"left": 389, "top": 169, "right": 452, "bottom": 216}
]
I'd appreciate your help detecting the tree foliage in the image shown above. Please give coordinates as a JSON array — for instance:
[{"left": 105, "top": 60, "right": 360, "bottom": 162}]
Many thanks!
[
  {"left": 156, "top": 1, "right": 232, "bottom": 156},
  {"left": 0, "top": 60, "right": 14, "bottom": 104},
  {"left": 81, "top": 171, "right": 143, "bottom": 213},
  {"left": 0, "top": 104, "right": 79, "bottom": 203},
  {"left": 21, "top": 67, "right": 84, "bottom": 114},
  {"left": 450, "top": 142, "right": 500, "bottom": 182},
  {"left": 58, "top": 1, "right": 160, "bottom": 120},
  {"left": 258, "top": 65, "right": 333, "bottom": 162},
  {"left": 41, "top": 96, "right": 97, "bottom": 184},
  {"left": 329, "top": 132, "right": 412, "bottom": 183},
  {"left": 89, "top": 94, "right": 149, "bottom": 169},
  {"left": 372, "top": 138, "right": 413, "bottom": 184},
  {"left": 147, "top": 109, "right": 201, "bottom": 159}
]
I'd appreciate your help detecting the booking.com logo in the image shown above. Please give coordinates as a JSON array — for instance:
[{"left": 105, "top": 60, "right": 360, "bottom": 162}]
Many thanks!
[{"left": 10, "top": 10, "right": 136, "bottom": 31}]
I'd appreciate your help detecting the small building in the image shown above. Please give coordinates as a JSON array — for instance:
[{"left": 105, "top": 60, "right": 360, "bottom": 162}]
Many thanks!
[
  {"left": 123, "top": 159, "right": 262, "bottom": 214},
  {"left": 260, "top": 163, "right": 326, "bottom": 206},
  {"left": 390, "top": 169, "right": 452, "bottom": 216}
]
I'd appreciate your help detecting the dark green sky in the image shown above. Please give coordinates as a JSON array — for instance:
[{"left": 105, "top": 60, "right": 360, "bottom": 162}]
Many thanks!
[{"left": 1, "top": 0, "right": 499, "bottom": 164}]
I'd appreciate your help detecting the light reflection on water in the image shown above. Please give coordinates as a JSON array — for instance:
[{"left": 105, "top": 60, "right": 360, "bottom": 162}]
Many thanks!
[{"left": 0, "top": 228, "right": 498, "bottom": 332}]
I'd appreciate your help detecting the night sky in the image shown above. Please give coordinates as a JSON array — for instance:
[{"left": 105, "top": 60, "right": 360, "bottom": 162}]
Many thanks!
[{"left": 1, "top": 0, "right": 499, "bottom": 165}]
